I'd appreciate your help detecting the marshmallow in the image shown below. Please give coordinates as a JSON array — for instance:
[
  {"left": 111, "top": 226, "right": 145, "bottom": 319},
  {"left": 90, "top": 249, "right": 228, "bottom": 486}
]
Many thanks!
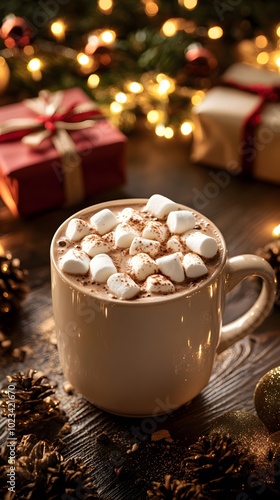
[
  {"left": 119, "top": 207, "right": 144, "bottom": 225},
  {"left": 81, "top": 234, "right": 111, "bottom": 257},
  {"left": 183, "top": 253, "right": 208, "bottom": 278},
  {"left": 90, "top": 209, "right": 118, "bottom": 236},
  {"left": 142, "top": 221, "right": 167, "bottom": 243},
  {"left": 115, "top": 223, "right": 139, "bottom": 248},
  {"left": 129, "top": 253, "right": 158, "bottom": 281},
  {"left": 167, "top": 210, "right": 195, "bottom": 234},
  {"left": 166, "top": 236, "right": 184, "bottom": 253},
  {"left": 156, "top": 253, "right": 185, "bottom": 283},
  {"left": 60, "top": 248, "right": 90, "bottom": 275},
  {"left": 65, "top": 218, "right": 91, "bottom": 242},
  {"left": 144, "top": 194, "right": 178, "bottom": 218},
  {"left": 184, "top": 231, "right": 218, "bottom": 259},
  {"left": 90, "top": 254, "right": 117, "bottom": 283},
  {"left": 107, "top": 273, "right": 140, "bottom": 299},
  {"left": 129, "top": 237, "right": 160, "bottom": 258},
  {"left": 145, "top": 274, "right": 175, "bottom": 294}
]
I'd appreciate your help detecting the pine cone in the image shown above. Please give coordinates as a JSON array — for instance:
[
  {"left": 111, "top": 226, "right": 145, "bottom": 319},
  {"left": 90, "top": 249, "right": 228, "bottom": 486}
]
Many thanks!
[
  {"left": 0, "top": 369, "right": 67, "bottom": 436},
  {"left": 184, "top": 434, "right": 252, "bottom": 497},
  {"left": 147, "top": 474, "right": 204, "bottom": 499},
  {"left": 0, "top": 252, "right": 29, "bottom": 317},
  {"left": 0, "top": 434, "right": 99, "bottom": 499},
  {"left": 257, "top": 240, "right": 280, "bottom": 307}
]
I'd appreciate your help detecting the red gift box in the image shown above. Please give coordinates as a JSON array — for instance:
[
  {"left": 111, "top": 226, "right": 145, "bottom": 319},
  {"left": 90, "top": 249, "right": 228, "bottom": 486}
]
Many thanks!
[{"left": 0, "top": 87, "right": 127, "bottom": 216}]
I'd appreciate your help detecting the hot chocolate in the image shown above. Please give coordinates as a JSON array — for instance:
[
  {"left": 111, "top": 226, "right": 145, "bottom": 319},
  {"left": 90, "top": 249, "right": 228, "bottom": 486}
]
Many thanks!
[
  {"left": 53, "top": 194, "right": 224, "bottom": 301},
  {"left": 50, "top": 195, "right": 276, "bottom": 416}
]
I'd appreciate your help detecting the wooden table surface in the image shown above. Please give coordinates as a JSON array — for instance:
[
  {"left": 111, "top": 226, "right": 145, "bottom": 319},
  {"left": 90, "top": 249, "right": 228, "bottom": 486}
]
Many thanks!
[{"left": 1, "top": 125, "right": 280, "bottom": 499}]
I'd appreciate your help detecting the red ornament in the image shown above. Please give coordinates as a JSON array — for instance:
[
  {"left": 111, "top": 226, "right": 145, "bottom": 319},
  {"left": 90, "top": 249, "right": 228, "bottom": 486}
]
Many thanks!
[
  {"left": 85, "top": 32, "right": 115, "bottom": 69},
  {"left": 185, "top": 45, "right": 218, "bottom": 78},
  {"left": 0, "top": 15, "right": 34, "bottom": 49}
]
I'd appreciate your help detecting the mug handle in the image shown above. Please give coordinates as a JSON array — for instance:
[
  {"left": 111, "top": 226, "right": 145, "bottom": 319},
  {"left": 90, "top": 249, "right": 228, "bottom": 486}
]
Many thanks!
[{"left": 217, "top": 255, "right": 277, "bottom": 354}]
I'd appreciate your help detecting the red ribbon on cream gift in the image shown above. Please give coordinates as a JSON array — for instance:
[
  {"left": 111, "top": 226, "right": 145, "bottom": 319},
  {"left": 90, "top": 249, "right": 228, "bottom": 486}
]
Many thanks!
[
  {"left": 0, "top": 90, "right": 102, "bottom": 206},
  {"left": 220, "top": 80, "right": 280, "bottom": 176}
]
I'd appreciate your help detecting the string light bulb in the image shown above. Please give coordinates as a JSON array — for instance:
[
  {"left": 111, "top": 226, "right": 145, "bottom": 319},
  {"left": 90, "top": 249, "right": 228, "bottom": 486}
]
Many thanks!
[
  {"left": 256, "top": 51, "right": 269, "bottom": 65},
  {"left": 100, "top": 29, "right": 116, "bottom": 44},
  {"left": 155, "top": 124, "right": 165, "bottom": 137},
  {"left": 115, "top": 92, "right": 127, "bottom": 103},
  {"left": 208, "top": 26, "right": 223, "bottom": 39},
  {"left": 179, "top": 0, "right": 198, "bottom": 9},
  {"left": 87, "top": 74, "right": 100, "bottom": 88},
  {"left": 191, "top": 90, "right": 205, "bottom": 105},
  {"left": 23, "top": 45, "right": 34, "bottom": 56},
  {"left": 77, "top": 53, "right": 90, "bottom": 66},
  {"left": 274, "top": 53, "right": 280, "bottom": 68},
  {"left": 27, "top": 57, "right": 42, "bottom": 81},
  {"left": 127, "top": 81, "right": 143, "bottom": 93},
  {"left": 27, "top": 58, "right": 41, "bottom": 71},
  {"left": 110, "top": 101, "right": 122, "bottom": 113},
  {"left": 147, "top": 110, "right": 160, "bottom": 123},
  {"left": 76, "top": 52, "right": 94, "bottom": 73},
  {"left": 158, "top": 79, "right": 172, "bottom": 95},
  {"left": 180, "top": 121, "right": 193, "bottom": 135},
  {"left": 144, "top": 1, "right": 159, "bottom": 16},
  {"left": 50, "top": 20, "right": 65, "bottom": 41},
  {"left": 98, "top": 0, "right": 113, "bottom": 14},
  {"left": 141, "top": 71, "right": 175, "bottom": 100},
  {"left": 162, "top": 19, "right": 177, "bottom": 37},
  {"left": 255, "top": 35, "right": 268, "bottom": 49},
  {"left": 164, "top": 126, "right": 174, "bottom": 139},
  {"left": 272, "top": 224, "right": 280, "bottom": 238}
]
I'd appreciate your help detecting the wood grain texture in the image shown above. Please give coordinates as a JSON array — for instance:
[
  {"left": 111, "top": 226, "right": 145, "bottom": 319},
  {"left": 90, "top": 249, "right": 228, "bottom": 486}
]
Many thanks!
[{"left": 1, "top": 125, "right": 280, "bottom": 498}]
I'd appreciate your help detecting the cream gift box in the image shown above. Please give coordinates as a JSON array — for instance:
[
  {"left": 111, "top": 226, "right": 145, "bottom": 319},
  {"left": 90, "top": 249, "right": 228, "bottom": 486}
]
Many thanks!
[{"left": 190, "top": 63, "right": 280, "bottom": 184}]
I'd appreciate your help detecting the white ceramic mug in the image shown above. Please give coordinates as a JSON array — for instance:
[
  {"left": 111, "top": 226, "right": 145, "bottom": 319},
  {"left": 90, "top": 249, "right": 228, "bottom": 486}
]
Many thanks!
[{"left": 50, "top": 199, "right": 276, "bottom": 417}]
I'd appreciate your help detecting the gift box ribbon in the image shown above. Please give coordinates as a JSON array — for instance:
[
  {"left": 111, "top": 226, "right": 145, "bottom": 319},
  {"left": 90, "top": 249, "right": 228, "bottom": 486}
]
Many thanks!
[
  {"left": 0, "top": 90, "right": 103, "bottom": 206},
  {"left": 220, "top": 80, "right": 280, "bottom": 176}
]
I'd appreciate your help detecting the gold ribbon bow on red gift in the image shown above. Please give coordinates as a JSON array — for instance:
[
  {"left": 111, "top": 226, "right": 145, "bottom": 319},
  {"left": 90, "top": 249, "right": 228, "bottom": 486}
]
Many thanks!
[{"left": 0, "top": 90, "right": 103, "bottom": 206}]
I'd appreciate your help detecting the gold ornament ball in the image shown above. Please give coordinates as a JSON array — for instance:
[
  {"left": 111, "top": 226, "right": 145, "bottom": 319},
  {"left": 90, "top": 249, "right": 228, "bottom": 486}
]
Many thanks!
[
  {"left": 0, "top": 57, "right": 10, "bottom": 94},
  {"left": 254, "top": 366, "right": 280, "bottom": 433}
]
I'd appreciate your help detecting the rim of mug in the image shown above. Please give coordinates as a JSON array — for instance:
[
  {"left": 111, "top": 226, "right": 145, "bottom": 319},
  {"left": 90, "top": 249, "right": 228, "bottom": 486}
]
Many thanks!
[{"left": 50, "top": 198, "right": 228, "bottom": 304}]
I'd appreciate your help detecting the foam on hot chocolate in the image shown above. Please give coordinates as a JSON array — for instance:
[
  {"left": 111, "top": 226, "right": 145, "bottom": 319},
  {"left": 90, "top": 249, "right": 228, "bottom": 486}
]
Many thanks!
[{"left": 54, "top": 195, "right": 223, "bottom": 300}]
